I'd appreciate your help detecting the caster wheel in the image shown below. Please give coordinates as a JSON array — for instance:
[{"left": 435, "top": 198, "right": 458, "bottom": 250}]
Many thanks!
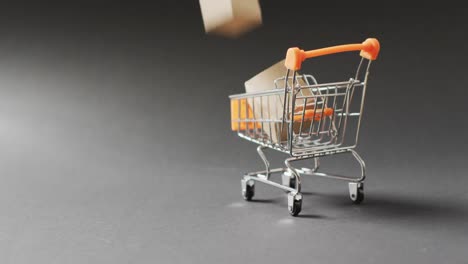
[
  {"left": 282, "top": 171, "right": 296, "bottom": 189},
  {"left": 349, "top": 182, "right": 364, "bottom": 204},
  {"left": 241, "top": 179, "right": 255, "bottom": 201},
  {"left": 287, "top": 193, "right": 302, "bottom": 216}
]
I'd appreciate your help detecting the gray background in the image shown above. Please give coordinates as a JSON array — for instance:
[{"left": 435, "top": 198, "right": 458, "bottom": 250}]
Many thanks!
[{"left": 0, "top": 3, "right": 467, "bottom": 263}]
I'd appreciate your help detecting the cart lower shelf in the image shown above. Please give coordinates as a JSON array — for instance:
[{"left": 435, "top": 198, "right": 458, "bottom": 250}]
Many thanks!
[{"left": 240, "top": 146, "right": 366, "bottom": 216}]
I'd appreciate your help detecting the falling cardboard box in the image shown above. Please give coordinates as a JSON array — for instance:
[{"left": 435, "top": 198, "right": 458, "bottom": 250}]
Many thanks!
[
  {"left": 244, "top": 60, "right": 315, "bottom": 143},
  {"left": 199, "top": 0, "right": 262, "bottom": 38}
]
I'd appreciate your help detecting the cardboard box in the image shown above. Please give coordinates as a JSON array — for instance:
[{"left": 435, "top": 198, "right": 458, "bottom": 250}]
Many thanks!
[
  {"left": 244, "top": 60, "right": 315, "bottom": 143},
  {"left": 273, "top": 120, "right": 313, "bottom": 144},
  {"left": 199, "top": 0, "right": 262, "bottom": 38}
]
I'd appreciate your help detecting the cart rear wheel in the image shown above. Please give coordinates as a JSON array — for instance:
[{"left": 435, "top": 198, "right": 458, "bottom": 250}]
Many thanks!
[
  {"left": 282, "top": 172, "right": 296, "bottom": 189},
  {"left": 349, "top": 182, "right": 364, "bottom": 204},
  {"left": 242, "top": 179, "right": 255, "bottom": 201},
  {"left": 288, "top": 193, "right": 302, "bottom": 216}
]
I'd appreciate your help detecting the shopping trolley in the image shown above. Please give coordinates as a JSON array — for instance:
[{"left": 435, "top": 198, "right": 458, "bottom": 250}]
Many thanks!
[{"left": 229, "top": 38, "right": 380, "bottom": 216}]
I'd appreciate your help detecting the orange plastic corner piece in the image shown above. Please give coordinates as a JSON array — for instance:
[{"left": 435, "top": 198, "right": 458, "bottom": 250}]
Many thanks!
[
  {"left": 285, "top": 47, "right": 305, "bottom": 71},
  {"left": 231, "top": 99, "right": 261, "bottom": 131},
  {"left": 360, "top": 38, "right": 380, "bottom": 60},
  {"left": 293, "top": 108, "right": 335, "bottom": 122}
]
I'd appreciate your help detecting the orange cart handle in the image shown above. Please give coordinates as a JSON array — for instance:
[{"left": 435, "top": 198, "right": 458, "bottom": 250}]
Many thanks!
[{"left": 285, "top": 38, "right": 380, "bottom": 71}]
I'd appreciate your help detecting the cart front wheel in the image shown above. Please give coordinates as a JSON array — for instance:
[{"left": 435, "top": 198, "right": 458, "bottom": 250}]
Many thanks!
[
  {"left": 241, "top": 179, "right": 255, "bottom": 201},
  {"left": 349, "top": 182, "right": 364, "bottom": 204},
  {"left": 288, "top": 192, "right": 302, "bottom": 216}
]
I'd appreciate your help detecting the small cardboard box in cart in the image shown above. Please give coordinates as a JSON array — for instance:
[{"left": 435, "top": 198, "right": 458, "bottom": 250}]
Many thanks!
[{"left": 242, "top": 60, "right": 315, "bottom": 143}]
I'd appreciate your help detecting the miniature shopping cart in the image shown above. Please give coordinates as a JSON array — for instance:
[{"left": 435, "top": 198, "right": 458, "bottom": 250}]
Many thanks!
[{"left": 229, "top": 38, "right": 380, "bottom": 216}]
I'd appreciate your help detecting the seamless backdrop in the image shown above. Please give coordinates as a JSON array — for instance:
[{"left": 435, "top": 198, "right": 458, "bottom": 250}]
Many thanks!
[{"left": 0, "top": 3, "right": 467, "bottom": 264}]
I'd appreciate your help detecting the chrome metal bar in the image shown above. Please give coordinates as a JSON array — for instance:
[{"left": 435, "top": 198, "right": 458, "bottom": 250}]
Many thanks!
[
  {"left": 281, "top": 69, "right": 290, "bottom": 125},
  {"left": 295, "top": 93, "right": 348, "bottom": 99},
  {"left": 313, "top": 157, "right": 320, "bottom": 172},
  {"left": 246, "top": 167, "right": 285, "bottom": 176},
  {"left": 231, "top": 119, "right": 282, "bottom": 123},
  {"left": 287, "top": 71, "right": 297, "bottom": 150},
  {"left": 229, "top": 80, "right": 362, "bottom": 99},
  {"left": 354, "top": 60, "right": 372, "bottom": 147},
  {"left": 301, "top": 172, "right": 358, "bottom": 182},
  {"left": 244, "top": 175, "right": 297, "bottom": 193},
  {"left": 285, "top": 156, "right": 305, "bottom": 192},
  {"left": 256, "top": 146, "right": 271, "bottom": 179},
  {"left": 286, "top": 149, "right": 366, "bottom": 182}
]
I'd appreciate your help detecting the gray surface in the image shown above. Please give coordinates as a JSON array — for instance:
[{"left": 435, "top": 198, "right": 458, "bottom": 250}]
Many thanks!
[{"left": 0, "top": 4, "right": 468, "bottom": 264}]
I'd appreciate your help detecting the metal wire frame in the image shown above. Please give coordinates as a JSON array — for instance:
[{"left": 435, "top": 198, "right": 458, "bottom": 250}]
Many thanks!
[{"left": 232, "top": 58, "right": 374, "bottom": 215}]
